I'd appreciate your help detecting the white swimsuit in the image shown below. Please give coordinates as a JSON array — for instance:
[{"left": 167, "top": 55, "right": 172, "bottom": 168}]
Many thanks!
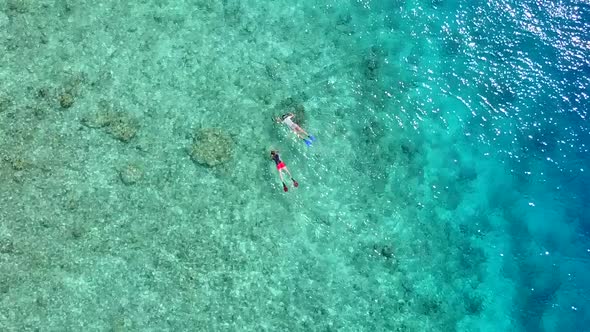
[{"left": 282, "top": 116, "right": 298, "bottom": 130}]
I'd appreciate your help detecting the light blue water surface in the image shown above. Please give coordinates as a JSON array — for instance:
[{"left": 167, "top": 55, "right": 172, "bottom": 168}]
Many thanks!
[{"left": 0, "top": 0, "right": 588, "bottom": 331}]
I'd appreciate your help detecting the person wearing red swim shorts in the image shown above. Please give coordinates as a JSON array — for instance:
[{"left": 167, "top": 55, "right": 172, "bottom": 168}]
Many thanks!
[{"left": 270, "top": 150, "right": 298, "bottom": 192}]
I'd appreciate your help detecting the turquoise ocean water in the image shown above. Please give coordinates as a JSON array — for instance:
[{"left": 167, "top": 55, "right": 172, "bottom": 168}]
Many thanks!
[{"left": 1, "top": 0, "right": 589, "bottom": 331}]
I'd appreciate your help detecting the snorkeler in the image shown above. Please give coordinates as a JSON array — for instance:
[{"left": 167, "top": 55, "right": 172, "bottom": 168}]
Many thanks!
[
  {"left": 270, "top": 150, "right": 298, "bottom": 192},
  {"left": 275, "top": 113, "right": 316, "bottom": 146}
]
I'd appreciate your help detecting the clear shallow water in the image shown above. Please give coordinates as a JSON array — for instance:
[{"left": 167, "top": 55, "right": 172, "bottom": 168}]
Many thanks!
[{"left": 0, "top": 0, "right": 588, "bottom": 331}]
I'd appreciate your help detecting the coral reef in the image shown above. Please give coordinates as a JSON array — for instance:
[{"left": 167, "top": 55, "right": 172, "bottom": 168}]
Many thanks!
[
  {"left": 0, "top": 237, "right": 15, "bottom": 254},
  {"left": 373, "top": 244, "right": 395, "bottom": 259},
  {"left": 107, "top": 117, "right": 138, "bottom": 142},
  {"left": 2, "top": 153, "right": 29, "bottom": 171},
  {"left": 58, "top": 92, "right": 74, "bottom": 109},
  {"left": 0, "top": 94, "right": 13, "bottom": 113},
  {"left": 119, "top": 164, "right": 143, "bottom": 185},
  {"left": 276, "top": 95, "right": 307, "bottom": 125},
  {"left": 189, "top": 128, "right": 234, "bottom": 167},
  {"left": 265, "top": 60, "right": 281, "bottom": 81},
  {"left": 6, "top": 0, "right": 30, "bottom": 14},
  {"left": 82, "top": 102, "right": 139, "bottom": 142},
  {"left": 364, "top": 46, "right": 385, "bottom": 81},
  {"left": 463, "top": 292, "right": 484, "bottom": 315}
]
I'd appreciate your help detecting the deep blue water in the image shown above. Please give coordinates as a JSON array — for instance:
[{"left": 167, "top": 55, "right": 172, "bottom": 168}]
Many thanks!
[{"left": 370, "top": 0, "right": 590, "bottom": 329}]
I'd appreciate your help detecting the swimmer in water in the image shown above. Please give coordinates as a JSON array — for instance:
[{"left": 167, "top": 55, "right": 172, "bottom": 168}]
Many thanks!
[
  {"left": 270, "top": 150, "right": 298, "bottom": 192},
  {"left": 275, "top": 113, "right": 316, "bottom": 146}
]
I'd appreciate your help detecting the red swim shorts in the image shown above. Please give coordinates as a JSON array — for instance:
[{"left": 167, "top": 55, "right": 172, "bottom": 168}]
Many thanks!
[{"left": 277, "top": 162, "right": 286, "bottom": 170}]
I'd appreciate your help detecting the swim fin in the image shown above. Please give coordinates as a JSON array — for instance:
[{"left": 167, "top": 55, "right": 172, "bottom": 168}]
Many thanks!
[
  {"left": 309, "top": 135, "right": 316, "bottom": 142},
  {"left": 292, "top": 178, "right": 299, "bottom": 187},
  {"left": 283, "top": 182, "right": 288, "bottom": 192},
  {"left": 304, "top": 139, "right": 312, "bottom": 146}
]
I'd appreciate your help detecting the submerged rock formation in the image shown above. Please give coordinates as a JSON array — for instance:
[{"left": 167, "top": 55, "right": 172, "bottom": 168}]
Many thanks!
[{"left": 189, "top": 128, "right": 233, "bottom": 167}]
